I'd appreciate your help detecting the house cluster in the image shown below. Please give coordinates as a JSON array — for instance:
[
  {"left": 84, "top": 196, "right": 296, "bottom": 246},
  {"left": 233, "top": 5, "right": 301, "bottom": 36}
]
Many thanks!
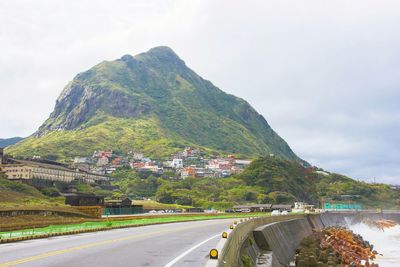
[
  {"left": 72, "top": 150, "right": 129, "bottom": 175},
  {"left": 177, "top": 157, "right": 252, "bottom": 179},
  {"left": 71, "top": 147, "right": 253, "bottom": 179},
  {"left": 161, "top": 148, "right": 252, "bottom": 179}
]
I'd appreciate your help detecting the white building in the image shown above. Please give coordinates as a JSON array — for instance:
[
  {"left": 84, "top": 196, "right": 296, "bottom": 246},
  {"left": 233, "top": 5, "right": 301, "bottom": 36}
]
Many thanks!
[
  {"left": 0, "top": 159, "right": 108, "bottom": 184},
  {"left": 170, "top": 159, "right": 183, "bottom": 169},
  {"left": 133, "top": 152, "right": 144, "bottom": 161},
  {"left": 74, "top": 157, "right": 92, "bottom": 164}
]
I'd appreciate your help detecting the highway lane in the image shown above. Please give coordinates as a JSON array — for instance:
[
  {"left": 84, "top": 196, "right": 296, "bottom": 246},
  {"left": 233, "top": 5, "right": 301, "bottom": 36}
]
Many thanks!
[{"left": 0, "top": 219, "right": 233, "bottom": 267}]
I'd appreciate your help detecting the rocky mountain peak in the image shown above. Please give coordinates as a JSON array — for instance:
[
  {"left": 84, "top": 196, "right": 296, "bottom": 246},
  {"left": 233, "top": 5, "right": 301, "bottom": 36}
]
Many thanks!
[{"left": 10, "top": 47, "right": 302, "bottom": 162}]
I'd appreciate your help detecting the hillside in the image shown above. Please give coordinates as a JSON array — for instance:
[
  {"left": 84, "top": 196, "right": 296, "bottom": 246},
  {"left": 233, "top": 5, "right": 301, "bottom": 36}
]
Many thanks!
[
  {"left": 7, "top": 46, "right": 300, "bottom": 161},
  {"left": 109, "top": 157, "right": 399, "bottom": 209},
  {"left": 0, "top": 173, "right": 62, "bottom": 208},
  {"left": 237, "top": 157, "right": 400, "bottom": 208},
  {"left": 1, "top": 157, "right": 396, "bottom": 210},
  {"left": 0, "top": 137, "right": 23, "bottom": 148}
]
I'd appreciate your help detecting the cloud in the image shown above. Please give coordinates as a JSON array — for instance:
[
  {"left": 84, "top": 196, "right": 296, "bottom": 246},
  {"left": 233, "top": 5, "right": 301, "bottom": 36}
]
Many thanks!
[{"left": 1, "top": 0, "right": 399, "bottom": 183}]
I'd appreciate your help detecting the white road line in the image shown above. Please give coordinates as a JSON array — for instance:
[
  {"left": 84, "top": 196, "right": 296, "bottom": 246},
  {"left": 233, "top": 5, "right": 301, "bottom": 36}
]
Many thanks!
[{"left": 163, "top": 233, "right": 220, "bottom": 267}]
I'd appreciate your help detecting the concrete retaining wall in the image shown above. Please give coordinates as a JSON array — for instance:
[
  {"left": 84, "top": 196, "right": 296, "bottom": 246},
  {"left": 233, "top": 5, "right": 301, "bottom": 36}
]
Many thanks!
[
  {"left": 217, "top": 215, "right": 304, "bottom": 267},
  {"left": 253, "top": 218, "right": 313, "bottom": 267},
  {"left": 220, "top": 212, "right": 400, "bottom": 267}
]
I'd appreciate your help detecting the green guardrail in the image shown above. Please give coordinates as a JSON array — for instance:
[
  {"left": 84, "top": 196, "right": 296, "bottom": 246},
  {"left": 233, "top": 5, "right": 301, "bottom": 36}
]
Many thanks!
[
  {"left": 0, "top": 213, "right": 271, "bottom": 241},
  {"left": 324, "top": 202, "right": 362, "bottom": 210}
]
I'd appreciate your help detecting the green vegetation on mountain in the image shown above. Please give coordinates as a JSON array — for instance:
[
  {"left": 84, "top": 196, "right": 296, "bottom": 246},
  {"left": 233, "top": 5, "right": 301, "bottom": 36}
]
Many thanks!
[
  {"left": 7, "top": 46, "right": 300, "bottom": 161},
  {"left": 238, "top": 157, "right": 400, "bottom": 209},
  {"left": 8, "top": 117, "right": 190, "bottom": 160},
  {"left": 109, "top": 157, "right": 400, "bottom": 210},
  {"left": 109, "top": 167, "right": 266, "bottom": 210}
]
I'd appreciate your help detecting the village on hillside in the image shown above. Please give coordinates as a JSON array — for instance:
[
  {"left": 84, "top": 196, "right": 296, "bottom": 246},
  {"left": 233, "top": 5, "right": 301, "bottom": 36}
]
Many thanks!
[
  {"left": 72, "top": 147, "right": 253, "bottom": 179},
  {"left": 0, "top": 146, "right": 253, "bottom": 186}
]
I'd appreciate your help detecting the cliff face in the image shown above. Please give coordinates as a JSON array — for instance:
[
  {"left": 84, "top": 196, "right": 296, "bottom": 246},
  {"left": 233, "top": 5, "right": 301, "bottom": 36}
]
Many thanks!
[
  {"left": 36, "top": 82, "right": 151, "bottom": 135},
  {"left": 9, "top": 46, "right": 301, "bottom": 161}
]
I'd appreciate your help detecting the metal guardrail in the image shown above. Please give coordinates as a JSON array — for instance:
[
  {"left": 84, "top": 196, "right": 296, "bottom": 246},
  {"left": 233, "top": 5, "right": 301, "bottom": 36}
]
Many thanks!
[{"left": 217, "top": 214, "right": 304, "bottom": 267}]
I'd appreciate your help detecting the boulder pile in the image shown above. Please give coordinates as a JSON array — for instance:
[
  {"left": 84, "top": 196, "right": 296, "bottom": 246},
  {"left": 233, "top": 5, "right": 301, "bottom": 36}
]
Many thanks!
[{"left": 295, "top": 227, "right": 380, "bottom": 267}]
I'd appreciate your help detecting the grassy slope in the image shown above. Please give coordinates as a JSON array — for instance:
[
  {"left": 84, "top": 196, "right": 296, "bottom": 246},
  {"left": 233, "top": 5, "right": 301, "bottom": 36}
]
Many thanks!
[
  {"left": 8, "top": 116, "right": 204, "bottom": 160},
  {"left": 132, "top": 200, "right": 191, "bottom": 210},
  {"left": 0, "top": 174, "right": 65, "bottom": 208},
  {"left": 7, "top": 114, "right": 248, "bottom": 161}
]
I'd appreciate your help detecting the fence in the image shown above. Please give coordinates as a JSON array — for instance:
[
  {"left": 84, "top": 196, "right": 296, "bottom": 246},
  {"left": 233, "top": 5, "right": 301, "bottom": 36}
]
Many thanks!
[{"left": 75, "top": 206, "right": 104, "bottom": 218}]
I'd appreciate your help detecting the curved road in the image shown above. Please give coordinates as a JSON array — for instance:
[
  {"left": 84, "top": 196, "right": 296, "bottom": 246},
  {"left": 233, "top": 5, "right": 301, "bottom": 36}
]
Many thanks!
[{"left": 0, "top": 219, "right": 232, "bottom": 267}]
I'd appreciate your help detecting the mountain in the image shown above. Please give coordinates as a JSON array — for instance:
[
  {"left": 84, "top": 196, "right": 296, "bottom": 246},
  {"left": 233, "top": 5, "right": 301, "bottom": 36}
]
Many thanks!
[
  {"left": 7, "top": 46, "right": 301, "bottom": 161},
  {"left": 0, "top": 137, "right": 24, "bottom": 148}
]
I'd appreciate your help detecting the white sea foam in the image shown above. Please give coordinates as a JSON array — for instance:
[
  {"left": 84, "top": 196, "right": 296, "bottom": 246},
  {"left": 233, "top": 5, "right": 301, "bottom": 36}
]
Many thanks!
[{"left": 348, "top": 223, "right": 400, "bottom": 267}]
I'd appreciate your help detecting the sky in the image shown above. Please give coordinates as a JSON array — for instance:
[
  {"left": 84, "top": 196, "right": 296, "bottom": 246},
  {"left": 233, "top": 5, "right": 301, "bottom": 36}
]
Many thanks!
[{"left": 1, "top": 0, "right": 399, "bottom": 184}]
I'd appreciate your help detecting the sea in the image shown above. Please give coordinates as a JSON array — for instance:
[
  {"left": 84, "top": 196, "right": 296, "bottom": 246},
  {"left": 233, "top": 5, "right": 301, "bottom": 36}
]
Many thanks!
[{"left": 348, "top": 222, "right": 400, "bottom": 267}]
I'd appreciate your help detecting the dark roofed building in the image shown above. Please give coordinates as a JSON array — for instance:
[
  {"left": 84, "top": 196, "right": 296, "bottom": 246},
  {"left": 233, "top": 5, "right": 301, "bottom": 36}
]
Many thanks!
[
  {"left": 63, "top": 193, "right": 105, "bottom": 206},
  {"left": 104, "top": 198, "right": 143, "bottom": 215},
  {"left": 105, "top": 198, "right": 133, "bottom": 208}
]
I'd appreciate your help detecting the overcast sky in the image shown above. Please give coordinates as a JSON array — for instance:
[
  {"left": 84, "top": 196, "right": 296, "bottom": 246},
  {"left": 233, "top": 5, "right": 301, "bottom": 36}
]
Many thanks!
[{"left": 1, "top": 0, "right": 399, "bottom": 184}]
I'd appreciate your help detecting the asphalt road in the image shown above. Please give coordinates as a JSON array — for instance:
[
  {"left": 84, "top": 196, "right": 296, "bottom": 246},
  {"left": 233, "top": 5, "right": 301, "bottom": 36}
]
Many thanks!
[{"left": 0, "top": 219, "right": 233, "bottom": 267}]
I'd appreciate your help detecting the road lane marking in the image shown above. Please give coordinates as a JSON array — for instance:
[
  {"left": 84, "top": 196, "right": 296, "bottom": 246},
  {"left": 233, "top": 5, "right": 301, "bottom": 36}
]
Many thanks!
[
  {"left": 163, "top": 233, "right": 220, "bottom": 267},
  {"left": 0, "top": 220, "right": 228, "bottom": 267},
  {"left": 0, "top": 230, "right": 170, "bottom": 267}
]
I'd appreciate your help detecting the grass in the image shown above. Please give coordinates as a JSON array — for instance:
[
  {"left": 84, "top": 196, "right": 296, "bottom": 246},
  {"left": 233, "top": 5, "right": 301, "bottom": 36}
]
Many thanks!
[
  {"left": 0, "top": 213, "right": 269, "bottom": 240},
  {"left": 0, "top": 176, "right": 66, "bottom": 208},
  {"left": 132, "top": 200, "right": 191, "bottom": 210},
  {"left": 6, "top": 117, "right": 185, "bottom": 160}
]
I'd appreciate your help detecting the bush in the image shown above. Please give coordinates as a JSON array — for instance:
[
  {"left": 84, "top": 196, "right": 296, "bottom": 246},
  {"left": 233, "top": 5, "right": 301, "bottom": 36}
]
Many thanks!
[{"left": 40, "top": 187, "right": 60, "bottom": 197}]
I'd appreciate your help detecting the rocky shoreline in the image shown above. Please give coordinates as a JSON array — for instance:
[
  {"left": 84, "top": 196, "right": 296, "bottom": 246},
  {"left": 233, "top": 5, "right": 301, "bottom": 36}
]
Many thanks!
[
  {"left": 295, "top": 227, "right": 380, "bottom": 267},
  {"left": 294, "top": 218, "right": 400, "bottom": 267}
]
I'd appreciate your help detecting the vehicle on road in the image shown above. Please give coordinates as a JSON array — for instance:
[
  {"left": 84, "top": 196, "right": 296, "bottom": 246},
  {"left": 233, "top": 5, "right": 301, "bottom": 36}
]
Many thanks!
[{"left": 271, "top": 210, "right": 281, "bottom": 216}]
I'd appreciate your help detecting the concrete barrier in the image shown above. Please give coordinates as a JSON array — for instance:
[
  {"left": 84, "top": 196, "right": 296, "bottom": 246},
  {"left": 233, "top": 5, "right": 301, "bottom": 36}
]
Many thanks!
[
  {"left": 217, "top": 215, "right": 304, "bottom": 267},
  {"left": 218, "top": 212, "right": 400, "bottom": 267},
  {"left": 253, "top": 218, "right": 312, "bottom": 267}
]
